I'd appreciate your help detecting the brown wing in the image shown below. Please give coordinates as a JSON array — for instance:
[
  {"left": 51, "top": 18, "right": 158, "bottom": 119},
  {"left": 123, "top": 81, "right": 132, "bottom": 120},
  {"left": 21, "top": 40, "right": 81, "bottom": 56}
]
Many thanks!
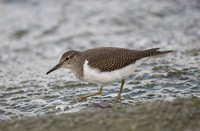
[{"left": 83, "top": 47, "right": 172, "bottom": 72}]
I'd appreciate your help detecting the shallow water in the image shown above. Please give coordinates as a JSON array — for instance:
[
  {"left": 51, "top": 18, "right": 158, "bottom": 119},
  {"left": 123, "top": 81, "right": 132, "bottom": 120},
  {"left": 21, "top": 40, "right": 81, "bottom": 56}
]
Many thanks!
[{"left": 0, "top": 0, "right": 200, "bottom": 120}]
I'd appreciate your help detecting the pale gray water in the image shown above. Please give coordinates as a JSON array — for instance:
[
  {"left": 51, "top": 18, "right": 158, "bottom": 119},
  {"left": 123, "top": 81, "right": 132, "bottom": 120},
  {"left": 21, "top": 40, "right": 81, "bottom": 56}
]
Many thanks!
[{"left": 0, "top": 0, "right": 200, "bottom": 120}]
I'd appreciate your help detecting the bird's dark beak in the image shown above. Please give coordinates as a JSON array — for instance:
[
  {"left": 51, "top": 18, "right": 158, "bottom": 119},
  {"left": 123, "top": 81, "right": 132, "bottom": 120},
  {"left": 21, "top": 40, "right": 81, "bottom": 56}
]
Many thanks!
[{"left": 46, "top": 62, "right": 62, "bottom": 75}]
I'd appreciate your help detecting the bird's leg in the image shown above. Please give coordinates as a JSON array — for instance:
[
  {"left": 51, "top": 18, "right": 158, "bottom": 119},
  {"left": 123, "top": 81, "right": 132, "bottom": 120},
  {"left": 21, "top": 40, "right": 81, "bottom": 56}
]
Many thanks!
[
  {"left": 109, "top": 79, "right": 125, "bottom": 103},
  {"left": 66, "top": 86, "right": 103, "bottom": 103}
]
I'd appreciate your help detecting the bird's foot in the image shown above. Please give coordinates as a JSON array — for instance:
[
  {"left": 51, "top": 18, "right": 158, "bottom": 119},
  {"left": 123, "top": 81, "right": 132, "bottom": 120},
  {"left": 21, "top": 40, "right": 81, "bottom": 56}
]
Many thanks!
[
  {"left": 109, "top": 96, "right": 122, "bottom": 103},
  {"left": 66, "top": 96, "right": 87, "bottom": 103}
]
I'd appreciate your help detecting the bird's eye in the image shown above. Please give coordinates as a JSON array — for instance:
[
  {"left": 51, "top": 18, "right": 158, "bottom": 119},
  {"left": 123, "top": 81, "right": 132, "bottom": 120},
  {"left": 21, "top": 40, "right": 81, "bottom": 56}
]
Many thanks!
[{"left": 65, "top": 57, "right": 70, "bottom": 61}]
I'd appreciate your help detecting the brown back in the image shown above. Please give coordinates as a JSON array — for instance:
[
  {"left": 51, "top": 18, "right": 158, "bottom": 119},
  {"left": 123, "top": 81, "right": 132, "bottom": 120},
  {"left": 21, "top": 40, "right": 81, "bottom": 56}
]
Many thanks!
[{"left": 83, "top": 47, "right": 172, "bottom": 72}]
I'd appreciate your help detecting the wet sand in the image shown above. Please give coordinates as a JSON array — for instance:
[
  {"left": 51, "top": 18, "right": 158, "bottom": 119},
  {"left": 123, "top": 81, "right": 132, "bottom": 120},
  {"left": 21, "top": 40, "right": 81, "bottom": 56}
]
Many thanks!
[{"left": 0, "top": 97, "right": 200, "bottom": 131}]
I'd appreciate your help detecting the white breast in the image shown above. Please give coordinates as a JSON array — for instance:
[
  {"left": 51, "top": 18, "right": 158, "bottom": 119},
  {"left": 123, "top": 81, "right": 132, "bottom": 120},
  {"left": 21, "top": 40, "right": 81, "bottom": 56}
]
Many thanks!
[{"left": 83, "top": 58, "right": 148, "bottom": 86}]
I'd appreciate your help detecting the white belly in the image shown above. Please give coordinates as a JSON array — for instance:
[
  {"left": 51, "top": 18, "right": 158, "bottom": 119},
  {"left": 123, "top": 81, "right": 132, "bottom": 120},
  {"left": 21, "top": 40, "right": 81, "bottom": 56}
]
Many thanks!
[{"left": 83, "top": 58, "right": 148, "bottom": 86}]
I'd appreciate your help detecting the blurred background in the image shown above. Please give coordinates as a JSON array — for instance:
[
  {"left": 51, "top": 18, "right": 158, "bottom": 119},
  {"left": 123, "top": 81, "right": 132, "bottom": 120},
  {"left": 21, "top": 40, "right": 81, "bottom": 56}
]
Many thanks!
[{"left": 0, "top": 0, "right": 199, "bottom": 120}]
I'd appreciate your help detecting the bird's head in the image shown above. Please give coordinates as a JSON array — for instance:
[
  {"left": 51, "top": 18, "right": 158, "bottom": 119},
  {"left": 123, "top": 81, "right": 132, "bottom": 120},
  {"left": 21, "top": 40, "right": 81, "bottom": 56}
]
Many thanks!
[{"left": 46, "top": 50, "right": 80, "bottom": 75}]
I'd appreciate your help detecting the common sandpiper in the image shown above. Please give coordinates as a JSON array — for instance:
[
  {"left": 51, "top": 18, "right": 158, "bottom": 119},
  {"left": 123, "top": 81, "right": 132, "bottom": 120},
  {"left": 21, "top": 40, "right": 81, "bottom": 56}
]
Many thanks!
[{"left": 46, "top": 47, "right": 172, "bottom": 103}]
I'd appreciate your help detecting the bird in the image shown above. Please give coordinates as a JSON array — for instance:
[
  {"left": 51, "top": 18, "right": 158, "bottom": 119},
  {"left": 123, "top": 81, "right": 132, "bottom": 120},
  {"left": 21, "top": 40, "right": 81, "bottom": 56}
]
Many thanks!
[{"left": 46, "top": 47, "right": 172, "bottom": 103}]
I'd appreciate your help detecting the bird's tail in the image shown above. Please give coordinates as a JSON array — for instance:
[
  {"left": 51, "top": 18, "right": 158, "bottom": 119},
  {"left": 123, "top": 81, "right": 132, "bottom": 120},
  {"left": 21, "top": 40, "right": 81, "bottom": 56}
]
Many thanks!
[
  {"left": 146, "top": 48, "right": 173, "bottom": 57},
  {"left": 133, "top": 48, "right": 173, "bottom": 60}
]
